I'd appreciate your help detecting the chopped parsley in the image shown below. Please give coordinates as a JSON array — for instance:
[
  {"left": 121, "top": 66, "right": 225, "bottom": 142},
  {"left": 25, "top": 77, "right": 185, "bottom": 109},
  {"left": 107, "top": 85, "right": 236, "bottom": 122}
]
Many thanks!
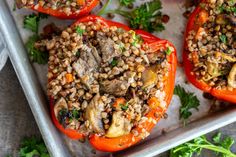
[
  {"left": 76, "top": 51, "right": 80, "bottom": 57},
  {"left": 131, "top": 31, "right": 143, "bottom": 47},
  {"left": 220, "top": 35, "right": 227, "bottom": 44},
  {"left": 165, "top": 47, "right": 173, "bottom": 55},
  {"left": 111, "top": 58, "right": 118, "bottom": 67},
  {"left": 72, "top": 109, "right": 80, "bottom": 119},
  {"left": 218, "top": 4, "right": 236, "bottom": 13},
  {"left": 174, "top": 85, "right": 200, "bottom": 121},
  {"left": 120, "top": 103, "right": 129, "bottom": 110},
  {"left": 76, "top": 26, "right": 85, "bottom": 35},
  {"left": 25, "top": 34, "right": 48, "bottom": 64}
]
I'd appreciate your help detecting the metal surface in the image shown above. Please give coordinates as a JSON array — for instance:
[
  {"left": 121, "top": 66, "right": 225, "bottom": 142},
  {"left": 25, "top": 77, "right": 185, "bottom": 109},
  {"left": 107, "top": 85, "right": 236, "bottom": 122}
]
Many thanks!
[
  {"left": 115, "top": 107, "right": 236, "bottom": 157},
  {"left": 1, "top": 0, "right": 236, "bottom": 157},
  {"left": 0, "top": 31, "right": 8, "bottom": 71},
  {"left": 0, "top": 1, "right": 71, "bottom": 157}
]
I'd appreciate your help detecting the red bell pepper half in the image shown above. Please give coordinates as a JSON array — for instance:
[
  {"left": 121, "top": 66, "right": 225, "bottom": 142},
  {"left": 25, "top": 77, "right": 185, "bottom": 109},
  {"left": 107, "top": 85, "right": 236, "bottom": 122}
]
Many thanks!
[
  {"left": 30, "top": 0, "right": 99, "bottom": 19},
  {"left": 183, "top": 0, "right": 236, "bottom": 103},
  {"left": 50, "top": 15, "right": 177, "bottom": 152}
]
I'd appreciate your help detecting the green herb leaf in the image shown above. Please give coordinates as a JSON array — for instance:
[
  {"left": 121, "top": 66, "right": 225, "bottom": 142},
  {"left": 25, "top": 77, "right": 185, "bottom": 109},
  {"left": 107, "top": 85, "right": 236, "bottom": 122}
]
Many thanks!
[
  {"left": 23, "top": 14, "right": 40, "bottom": 33},
  {"left": 76, "top": 26, "right": 85, "bottom": 35},
  {"left": 19, "top": 137, "right": 50, "bottom": 157},
  {"left": 220, "top": 35, "right": 227, "bottom": 44},
  {"left": 23, "top": 13, "right": 48, "bottom": 33},
  {"left": 119, "top": 0, "right": 135, "bottom": 7},
  {"left": 76, "top": 51, "right": 80, "bottom": 57},
  {"left": 213, "top": 132, "right": 222, "bottom": 144},
  {"left": 130, "top": 31, "right": 143, "bottom": 47},
  {"left": 111, "top": 58, "right": 118, "bottom": 67},
  {"left": 26, "top": 34, "right": 48, "bottom": 64},
  {"left": 174, "top": 85, "right": 200, "bottom": 120},
  {"left": 129, "top": 0, "right": 164, "bottom": 32},
  {"left": 221, "top": 137, "right": 235, "bottom": 150},
  {"left": 170, "top": 134, "right": 236, "bottom": 157},
  {"left": 71, "top": 109, "right": 80, "bottom": 119},
  {"left": 165, "top": 47, "right": 173, "bottom": 55},
  {"left": 97, "top": 0, "right": 112, "bottom": 16},
  {"left": 105, "top": 0, "right": 165, "bottom": 33},
  {"left": 120, "top": 103, "right": 128, "bottom": 110}
]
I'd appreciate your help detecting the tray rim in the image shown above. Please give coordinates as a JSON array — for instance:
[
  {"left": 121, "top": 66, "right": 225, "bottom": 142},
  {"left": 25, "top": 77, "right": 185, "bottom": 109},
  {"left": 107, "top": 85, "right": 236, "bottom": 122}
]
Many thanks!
[{"left": 0, "top": 1, "right": 236, "bottom": 157}]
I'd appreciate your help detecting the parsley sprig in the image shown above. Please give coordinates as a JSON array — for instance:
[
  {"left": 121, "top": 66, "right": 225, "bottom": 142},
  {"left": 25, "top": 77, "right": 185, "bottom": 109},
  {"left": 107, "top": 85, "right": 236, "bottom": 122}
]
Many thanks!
[
  {"left": 25, "top": 34, "right": 48, "bottom": 64},
  {"left": 99, "top": 0, "right": 165, "bottom": 33},
  {"left": 174, "top": 85, "right": 200, "bottom": 120},
  {"left": 23, "top": 13, "right": 49, "bottom": 64},
  {"left": 19, "top": 136, "right": 50, "bottom": 157},
  {"left": 170, "top": 133, "right": 236, "bottom": 157},
  {"left": 23, "top": 13, "right": 48, "bottom": 33}
]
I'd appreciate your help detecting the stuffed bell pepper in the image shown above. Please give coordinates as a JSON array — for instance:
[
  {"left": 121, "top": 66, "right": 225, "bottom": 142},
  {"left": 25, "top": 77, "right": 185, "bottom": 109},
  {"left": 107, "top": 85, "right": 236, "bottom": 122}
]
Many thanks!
[
  {"left": 38, "top": 15, "right": 177, "bottom": 152},
  {"left": 16, "top": 0, "right": 99, "bottom": 19},
  {"left": 183, "top": 0, "right": 236, "bottom": 103}
]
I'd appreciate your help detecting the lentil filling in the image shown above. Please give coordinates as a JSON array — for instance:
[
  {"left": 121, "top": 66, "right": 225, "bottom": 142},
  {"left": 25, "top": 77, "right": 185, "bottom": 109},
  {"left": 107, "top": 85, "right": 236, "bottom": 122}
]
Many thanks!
[
  {"left": 42, "top": 20, "right": 173, "bottom": 137},
  {"left": 16, "top": 0, "right": 91, "bottom": 15},
  {"left": 186, "top": 0, "right": 236, "bottom": 90}
]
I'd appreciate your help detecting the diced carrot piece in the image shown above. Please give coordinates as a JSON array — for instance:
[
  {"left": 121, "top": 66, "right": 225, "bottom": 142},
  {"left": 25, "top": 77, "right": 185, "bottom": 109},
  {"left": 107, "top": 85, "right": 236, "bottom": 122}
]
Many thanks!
[
  {"left": 113, "top": 98, "right": 126, "bottom": 108},
  {"left": 198, "top": 10, "right": 209, "bottom": 25},
  {"left": 195, "top": 27, "right": 205, "bottom": 40},
  {"left": 126, "top": 113, "right": 132, "bottom": 121},
  {"left": 66, "top": 73, "right": 73, "bottom": 83},
  {"left": 77, "top": 0, "right": 85, "bottom": 5}
]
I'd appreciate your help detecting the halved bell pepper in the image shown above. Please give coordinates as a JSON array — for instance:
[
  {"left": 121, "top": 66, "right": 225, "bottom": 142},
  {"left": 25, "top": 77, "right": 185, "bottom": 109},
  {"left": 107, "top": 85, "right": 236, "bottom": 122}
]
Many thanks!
[
  {"left": 74, "top": 15, "right": 177, "bottom": 152},
  {"left": 50, "top": 15, "right": 177, "bottom": 152},
  {"left": 183, "top": 0, "right": 236, "bottom": 103},
  {"left": 29, "top": 0, "right": 99, "bottom": 19}
]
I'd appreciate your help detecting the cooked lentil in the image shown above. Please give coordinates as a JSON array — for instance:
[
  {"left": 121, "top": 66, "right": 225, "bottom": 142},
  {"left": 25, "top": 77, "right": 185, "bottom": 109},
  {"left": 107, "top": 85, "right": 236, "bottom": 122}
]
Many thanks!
[
  {"left": 41, "top": 20, "right": 171, "bottom": 137},
  {"left": 186, "top": 0, "right": 236, "bottom": 90},
  {"left": 18, "top": 0, "right": 91, "bottom": 15}
]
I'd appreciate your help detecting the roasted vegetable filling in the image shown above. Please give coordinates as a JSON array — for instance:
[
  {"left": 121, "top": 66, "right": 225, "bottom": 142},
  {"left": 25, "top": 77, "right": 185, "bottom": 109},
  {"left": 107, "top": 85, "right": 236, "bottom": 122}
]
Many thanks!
[
  {"left": 186, "top": 0, "right": 236, "bottom": 90},
  {"left": 44, "top": 21, "right": 172, "bottom": 137},
  {"left": 16, "top": 0, "right": 89, "bottom": 15}
]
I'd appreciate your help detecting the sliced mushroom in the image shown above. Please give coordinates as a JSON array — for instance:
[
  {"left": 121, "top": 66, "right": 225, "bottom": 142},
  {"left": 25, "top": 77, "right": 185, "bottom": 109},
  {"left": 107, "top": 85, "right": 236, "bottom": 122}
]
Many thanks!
[
  {"left": 89, "top": 43, "right": 102, "bottom": 65},
  {"left": 85, "top": 94, "right": 105, "bottom": 134},
  {"left": 100, "top": 79, "right": 130, "bottom": 96},
  {"left": 54, "top": 97, "right": 68, "bottom": 120},
  {"left": 105, "top": 111, "right": 132, "bottom": 138},
  {"left": 142, "top": 68, "right": 158, "bottom": 89},
  {"left": 207, "top": 62, "right": 219, "bottom": 76},
  {"left": 228, "top": 64, "right": 236, "bottom": 88}
]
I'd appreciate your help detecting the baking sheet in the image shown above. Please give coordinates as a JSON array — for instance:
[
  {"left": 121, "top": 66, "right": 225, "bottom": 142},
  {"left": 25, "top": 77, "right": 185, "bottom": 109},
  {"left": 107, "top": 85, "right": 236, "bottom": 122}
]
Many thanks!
[{"left": 1, "top": 0, "right": 236, "bottom": 157}]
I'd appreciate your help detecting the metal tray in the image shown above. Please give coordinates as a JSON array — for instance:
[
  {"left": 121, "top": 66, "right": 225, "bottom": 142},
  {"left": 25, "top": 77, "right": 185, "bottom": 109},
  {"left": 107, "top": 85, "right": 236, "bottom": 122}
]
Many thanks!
[{"left": 0, "top": 0, "right": 236, "bottom": 156}]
